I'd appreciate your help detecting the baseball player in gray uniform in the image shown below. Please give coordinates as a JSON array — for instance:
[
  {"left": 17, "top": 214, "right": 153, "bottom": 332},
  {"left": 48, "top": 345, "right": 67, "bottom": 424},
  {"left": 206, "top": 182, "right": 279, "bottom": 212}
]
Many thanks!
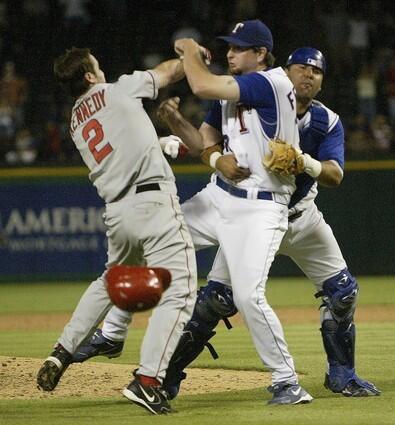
[
  {"left": 74, "top": 21, "right": 314, "bottom": 405},
  {"left": 36, "top": 47, "right": 197, "bottom": 415}
]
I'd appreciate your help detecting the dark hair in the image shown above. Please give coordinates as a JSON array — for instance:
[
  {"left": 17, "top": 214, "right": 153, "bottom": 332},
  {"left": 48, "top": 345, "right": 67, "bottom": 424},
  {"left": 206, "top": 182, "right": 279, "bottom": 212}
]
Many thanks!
[
  {"left": 265, "top": 52, "right": 276, "bottom": 67},
  {"left": 54, "top": 47, "right": 94, "bottom": 98},
  {"left": 252, "top": 47, "right": 275, "bottom": 68}
]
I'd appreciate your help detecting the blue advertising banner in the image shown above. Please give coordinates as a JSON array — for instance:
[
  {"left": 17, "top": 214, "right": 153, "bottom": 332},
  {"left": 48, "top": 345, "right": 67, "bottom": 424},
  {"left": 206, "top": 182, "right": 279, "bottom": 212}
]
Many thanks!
[
  {"left": 0, "top": 181, "right": 107, "bottom": 280},
  {"left": 2, "top": 162, "right": 393, "bottom": 281},
  {"left": 0, "top": 172, "right": 212, "bottom": 281}
]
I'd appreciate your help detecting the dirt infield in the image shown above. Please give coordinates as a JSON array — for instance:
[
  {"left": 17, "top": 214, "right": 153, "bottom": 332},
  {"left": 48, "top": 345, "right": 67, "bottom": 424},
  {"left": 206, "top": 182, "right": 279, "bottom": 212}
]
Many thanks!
[{"left": 0, "top": 356, "right": 270, "bottom": 400}]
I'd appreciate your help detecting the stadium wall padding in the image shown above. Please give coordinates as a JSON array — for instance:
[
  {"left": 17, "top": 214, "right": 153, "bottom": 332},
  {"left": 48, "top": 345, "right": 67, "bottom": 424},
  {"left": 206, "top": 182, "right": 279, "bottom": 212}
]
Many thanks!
[{"left": 0, "top": 163, "right": 394, "bottom": 281}]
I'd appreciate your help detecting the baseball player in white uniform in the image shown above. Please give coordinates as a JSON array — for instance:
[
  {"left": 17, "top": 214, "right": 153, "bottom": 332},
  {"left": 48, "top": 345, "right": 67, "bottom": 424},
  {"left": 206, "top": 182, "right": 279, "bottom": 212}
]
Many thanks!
[
  {"left": 36, "top": 47, "right": 197, "bottom": 415},
  {"left": 161, "top": 48, "right": 380, "bottom": 399},
  {"left": 74, "top": 21, "right": 313, "bottom": 405}
]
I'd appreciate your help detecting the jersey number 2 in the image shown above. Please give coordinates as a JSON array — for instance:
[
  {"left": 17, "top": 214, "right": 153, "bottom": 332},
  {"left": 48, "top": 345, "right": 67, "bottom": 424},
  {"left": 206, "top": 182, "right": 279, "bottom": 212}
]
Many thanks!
[{"left": 82, "top": 119, "right": 113, "bottom": 163}]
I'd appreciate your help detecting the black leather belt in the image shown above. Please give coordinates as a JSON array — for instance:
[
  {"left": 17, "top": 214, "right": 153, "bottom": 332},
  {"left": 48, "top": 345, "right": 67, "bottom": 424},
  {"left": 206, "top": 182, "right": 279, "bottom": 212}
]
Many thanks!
[
  {"left": 216, "top": 176, "right": 273, "bottom": 201},
  {"left": 288, "top": 211, "right": 303, "bottom": 222},
  {"left": 111, "top": 182, "right": 161, "bottom": 202},
  {"left": 136, "top": 183, "right": 161, "bottom": 194}
]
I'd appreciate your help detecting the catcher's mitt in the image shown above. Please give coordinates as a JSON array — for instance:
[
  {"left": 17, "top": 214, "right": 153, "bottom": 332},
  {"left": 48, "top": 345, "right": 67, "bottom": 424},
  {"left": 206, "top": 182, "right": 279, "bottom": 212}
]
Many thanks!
[{"left": 262, "top": 138, "right": 304, "bottom": 176}]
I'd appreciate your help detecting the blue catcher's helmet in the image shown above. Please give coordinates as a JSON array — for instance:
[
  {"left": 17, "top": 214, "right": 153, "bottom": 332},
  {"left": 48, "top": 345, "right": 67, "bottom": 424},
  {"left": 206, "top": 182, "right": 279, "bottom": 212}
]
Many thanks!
[{"left": 286, "top": 47, "right": 326, "bottom": 73}]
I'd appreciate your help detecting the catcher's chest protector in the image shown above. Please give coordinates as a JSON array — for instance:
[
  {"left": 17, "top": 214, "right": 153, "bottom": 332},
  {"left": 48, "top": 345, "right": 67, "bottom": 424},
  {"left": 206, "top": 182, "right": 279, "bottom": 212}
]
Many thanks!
[{"left": 299, "top": 105, "right": 329, "bottom": 155}]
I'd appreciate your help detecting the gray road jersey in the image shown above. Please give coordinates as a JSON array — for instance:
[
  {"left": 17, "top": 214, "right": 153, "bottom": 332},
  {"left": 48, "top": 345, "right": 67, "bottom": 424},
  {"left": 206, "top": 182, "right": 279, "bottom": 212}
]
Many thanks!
[{"left": 70, "top": 71, "right": 175, "bottom": 202}]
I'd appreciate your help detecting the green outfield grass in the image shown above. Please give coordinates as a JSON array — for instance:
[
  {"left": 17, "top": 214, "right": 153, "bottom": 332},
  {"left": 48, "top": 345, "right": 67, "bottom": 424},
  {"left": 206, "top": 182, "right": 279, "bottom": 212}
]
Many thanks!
[
  {"left": 1, "top": 276, "right": 394, "bottom": 315},
  {"left": 0, "top": 277, "right": 394, "bottom": 425}
]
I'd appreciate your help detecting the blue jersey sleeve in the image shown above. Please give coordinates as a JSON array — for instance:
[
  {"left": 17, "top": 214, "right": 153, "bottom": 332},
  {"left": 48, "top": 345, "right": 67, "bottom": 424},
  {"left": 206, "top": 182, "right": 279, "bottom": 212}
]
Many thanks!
[
  {"left": 234, "top": 72, "right": 275, "bottom": 107},
  {"left": 203, "top": 100, "right": 222, "bottom": 132},
  {"left": 318, "top": 119, "right": 345, "bottom": 169}
]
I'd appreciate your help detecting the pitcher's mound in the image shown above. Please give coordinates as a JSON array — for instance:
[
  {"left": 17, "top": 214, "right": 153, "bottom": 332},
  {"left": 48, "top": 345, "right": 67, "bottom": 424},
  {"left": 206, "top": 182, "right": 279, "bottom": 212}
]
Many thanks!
[{"left": 0, "top": 356, "right": 270, "bottom": 399}]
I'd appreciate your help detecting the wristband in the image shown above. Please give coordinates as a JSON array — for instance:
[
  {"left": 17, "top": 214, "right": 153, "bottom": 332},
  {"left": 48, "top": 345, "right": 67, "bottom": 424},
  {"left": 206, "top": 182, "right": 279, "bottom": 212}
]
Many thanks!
[
  {"left": 209, "top": 152, "right": 222, "bottom": 169},
  {"left": 302, "top": 153, "right": 322, "bottom": 178}
]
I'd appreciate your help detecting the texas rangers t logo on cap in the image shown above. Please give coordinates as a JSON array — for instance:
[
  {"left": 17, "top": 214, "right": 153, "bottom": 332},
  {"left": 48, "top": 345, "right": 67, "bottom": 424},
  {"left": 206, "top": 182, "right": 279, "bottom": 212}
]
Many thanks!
[
  {"left": 232, "top": 23, "right": 244, "bottom": 33},
  {"left": 217, "top": 20, "right": 274, "bottom": 51}
]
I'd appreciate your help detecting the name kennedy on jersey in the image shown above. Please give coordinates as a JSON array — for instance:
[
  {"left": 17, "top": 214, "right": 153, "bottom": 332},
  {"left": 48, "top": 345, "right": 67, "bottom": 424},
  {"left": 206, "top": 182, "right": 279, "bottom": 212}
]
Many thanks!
[{"left": 70, "top": 89, "right": 106, "bottom": 135}]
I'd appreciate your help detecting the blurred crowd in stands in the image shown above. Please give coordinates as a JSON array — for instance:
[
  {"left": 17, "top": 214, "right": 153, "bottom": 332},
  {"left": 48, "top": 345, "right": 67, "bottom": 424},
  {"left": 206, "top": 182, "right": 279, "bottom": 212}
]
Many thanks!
[{"left": 0, "top": 0, "right": 394, "bottom": 166}]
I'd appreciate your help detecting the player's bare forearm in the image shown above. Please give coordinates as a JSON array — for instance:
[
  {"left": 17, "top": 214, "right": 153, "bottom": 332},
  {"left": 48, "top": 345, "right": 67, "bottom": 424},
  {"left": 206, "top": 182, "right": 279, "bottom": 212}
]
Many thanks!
[
  {"left": 317, "top": 160, "right": 343, "bottom": 187},
  {"left": 184, "top": 55, "right": 239, "bottom": 100},
  {"left": 152, "top": 58, "right": 185, "bottom": 89},
  {"left": 175, "top": 38, "right": 239, "bottom": 100},
  {"left": 157, "top": 97, "right": 204, "bottom": 156}
]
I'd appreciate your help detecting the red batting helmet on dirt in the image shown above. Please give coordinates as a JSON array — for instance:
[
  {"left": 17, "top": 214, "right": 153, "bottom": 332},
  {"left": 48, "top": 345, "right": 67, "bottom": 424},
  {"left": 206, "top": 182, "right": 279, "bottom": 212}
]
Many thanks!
[{"left": 106, "top": 265, "right": 171, "bottom": 312}]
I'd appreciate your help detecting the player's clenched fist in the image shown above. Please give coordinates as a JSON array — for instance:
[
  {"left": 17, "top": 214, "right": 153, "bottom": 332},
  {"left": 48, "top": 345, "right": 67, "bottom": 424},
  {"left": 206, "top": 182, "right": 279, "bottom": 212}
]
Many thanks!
[
  {"left": 174, "top": 38, "right": 211, "bottom": 65},
  {"left": 157, "top": 97, "right": 182, "bottom": 124}
]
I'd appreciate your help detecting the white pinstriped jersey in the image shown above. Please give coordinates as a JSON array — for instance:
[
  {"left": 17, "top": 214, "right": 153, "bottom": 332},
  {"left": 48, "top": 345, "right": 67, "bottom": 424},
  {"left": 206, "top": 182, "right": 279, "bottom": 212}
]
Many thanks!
[
  {"left": 70, "top": 71, "right": 175, "bottom": 203},
  {"left": 205, "top": 67, "right": 300, "bottom": 196}
]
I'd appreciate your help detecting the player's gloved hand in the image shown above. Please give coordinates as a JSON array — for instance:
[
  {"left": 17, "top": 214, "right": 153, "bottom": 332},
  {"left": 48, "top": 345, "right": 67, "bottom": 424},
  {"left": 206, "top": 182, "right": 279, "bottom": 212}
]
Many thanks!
[
  {"left": 262, "top": 138, "right": 304, "bottom": 176},
  {"left": 159, "top": 135, "right": 189, "bottom": 159},
  {"left": 216, "top": 154, "right": 251, "bottom": 183}
]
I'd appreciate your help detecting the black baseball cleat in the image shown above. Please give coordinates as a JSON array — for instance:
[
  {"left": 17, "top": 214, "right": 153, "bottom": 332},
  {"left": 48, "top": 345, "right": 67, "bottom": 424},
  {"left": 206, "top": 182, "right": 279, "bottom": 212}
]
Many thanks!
[
  {"left": 123, "top": 373, "right": 171, "bottom": 415},
  {"left": 324, "top": 373, "right": 381, "bottom": 397},
  {"left": 37, "top": 344, "right": 73, "bottom": 391},
  {"left": 72, "top": 329, "right": 124, "bottom": 363}
]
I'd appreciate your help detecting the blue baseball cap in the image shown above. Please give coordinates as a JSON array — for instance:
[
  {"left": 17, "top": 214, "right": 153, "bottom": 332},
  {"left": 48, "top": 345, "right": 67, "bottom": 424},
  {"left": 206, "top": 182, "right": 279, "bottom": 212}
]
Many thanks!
[
  {"left": 286, "top": 47, "right": 327, "bottom": 73},
  {"left": 217, "top": 20, "right": 273, "bottom": 52}
]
